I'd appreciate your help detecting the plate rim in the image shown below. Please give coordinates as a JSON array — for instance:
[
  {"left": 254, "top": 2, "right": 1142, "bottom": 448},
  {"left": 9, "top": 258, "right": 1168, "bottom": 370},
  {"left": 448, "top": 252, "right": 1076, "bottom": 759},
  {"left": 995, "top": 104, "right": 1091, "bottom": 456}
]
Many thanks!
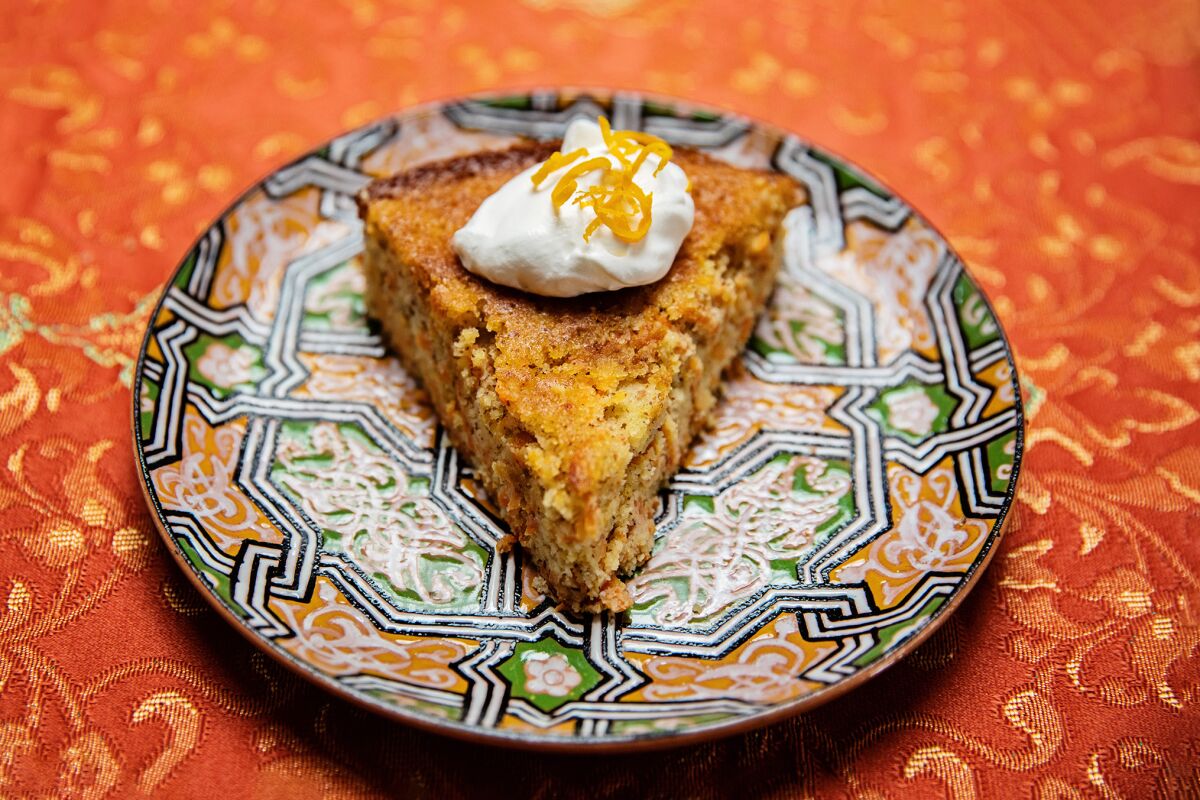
[{"left": 131, "top": 85, "right": 1026, "bottom": 753}]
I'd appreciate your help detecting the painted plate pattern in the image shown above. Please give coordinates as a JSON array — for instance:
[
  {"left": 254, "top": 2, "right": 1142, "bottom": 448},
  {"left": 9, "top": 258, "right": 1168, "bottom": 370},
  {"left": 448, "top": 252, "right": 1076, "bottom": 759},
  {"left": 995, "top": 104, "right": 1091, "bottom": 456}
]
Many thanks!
[{"left": 133, "top": 90, "right": 1023, "bottom": 749}]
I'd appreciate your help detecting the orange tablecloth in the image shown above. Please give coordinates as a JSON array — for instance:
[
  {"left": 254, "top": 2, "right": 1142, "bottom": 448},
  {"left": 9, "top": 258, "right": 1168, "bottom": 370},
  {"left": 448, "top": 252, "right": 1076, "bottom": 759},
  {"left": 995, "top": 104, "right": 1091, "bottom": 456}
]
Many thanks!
[{"left": 3, "top": 1, "right": 1198, "bottom": 796}]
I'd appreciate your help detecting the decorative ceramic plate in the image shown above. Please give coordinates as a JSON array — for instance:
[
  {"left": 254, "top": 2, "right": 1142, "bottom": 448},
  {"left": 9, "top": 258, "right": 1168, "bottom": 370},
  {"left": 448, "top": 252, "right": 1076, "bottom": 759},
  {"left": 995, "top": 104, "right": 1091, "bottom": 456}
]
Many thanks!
[{"left": 133, "top": 89, "right": 1023, "bottom": 751}]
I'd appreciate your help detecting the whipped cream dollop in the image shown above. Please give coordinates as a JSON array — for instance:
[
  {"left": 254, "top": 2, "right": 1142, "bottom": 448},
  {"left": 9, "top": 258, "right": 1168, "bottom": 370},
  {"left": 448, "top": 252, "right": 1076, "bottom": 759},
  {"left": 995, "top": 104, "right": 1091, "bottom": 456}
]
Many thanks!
[{"left": 451, "top": 119, "right": 695, "bottom": 297}]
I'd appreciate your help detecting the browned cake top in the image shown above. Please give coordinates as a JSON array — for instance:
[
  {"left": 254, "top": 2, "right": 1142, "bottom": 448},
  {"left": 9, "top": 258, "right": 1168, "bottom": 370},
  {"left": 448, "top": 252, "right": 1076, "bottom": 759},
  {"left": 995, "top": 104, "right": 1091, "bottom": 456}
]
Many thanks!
[{"left": 359, "top": 140, "right": 803, "bottom": 503}]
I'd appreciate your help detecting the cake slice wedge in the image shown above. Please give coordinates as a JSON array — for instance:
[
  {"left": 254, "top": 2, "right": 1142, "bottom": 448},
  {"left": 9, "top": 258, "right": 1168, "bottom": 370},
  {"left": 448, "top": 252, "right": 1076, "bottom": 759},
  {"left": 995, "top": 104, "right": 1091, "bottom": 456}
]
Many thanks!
[{"left": 357, "top": 140, "right": 803, "bottom": 613}]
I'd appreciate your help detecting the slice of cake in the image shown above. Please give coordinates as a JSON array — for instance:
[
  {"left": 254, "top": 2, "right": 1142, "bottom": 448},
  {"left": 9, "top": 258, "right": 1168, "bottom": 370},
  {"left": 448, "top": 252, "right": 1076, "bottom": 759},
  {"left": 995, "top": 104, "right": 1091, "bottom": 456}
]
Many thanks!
[{"left": 357, "top": 128, "right": 802, "bottom": 613}]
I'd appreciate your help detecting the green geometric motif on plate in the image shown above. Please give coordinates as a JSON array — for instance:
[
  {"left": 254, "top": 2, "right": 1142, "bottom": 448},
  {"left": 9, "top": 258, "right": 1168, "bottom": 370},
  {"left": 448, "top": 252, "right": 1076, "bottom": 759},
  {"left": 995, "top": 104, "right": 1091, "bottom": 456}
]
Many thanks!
[
  {"left": 496, "top": 638, "right": 602, "bottom": 713},
  {"left": 302, "top": 260, "right": 367, "bottom": 332},
  {"left": 176, "top": 535, "right": 246, "bottom": 618},
  {"left": 482, "top": 95, "right": 533, "bottom": 110},
  {"left": 867, "top": 381, "right": 958, "bottom": 444},
  {"left": 609, "top": 712, "right": 738, "bottom": 737},
  {"left": 953, "top": 272, "right": 1001, "bottom": 350},
  {"left": 853, "top": 595, "right": 946, "bottom": 668},
  {"left": 809, "top": 149, "right": 890, "bottom": 199},
  {"left": 172, "top": 249, "right": 198, "bottom": 292},
  {"left": 798, "top": 458, "right": 856, "bottom": 542},
  {"left": 182, "top": 332, "right": 266, "bottom": 398},
  {"left": 750, "top": 295, "right": 847, "bottom": 366},
  {"left": 362, "top": 689, "right": 459, "bottom": 721},
  {"left": 138, "top": 377, "right": 159, "bottom": 440},
  {"left": 987, "top": 431, "right": 1017, "bottom": 495}
]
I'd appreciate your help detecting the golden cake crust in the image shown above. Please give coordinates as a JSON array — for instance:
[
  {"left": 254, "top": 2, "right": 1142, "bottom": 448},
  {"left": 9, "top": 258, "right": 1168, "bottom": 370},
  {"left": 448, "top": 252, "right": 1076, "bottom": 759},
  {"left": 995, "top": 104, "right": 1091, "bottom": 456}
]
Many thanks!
[{"left": 358, "top": 140, "right": 803, "bottom": 611}]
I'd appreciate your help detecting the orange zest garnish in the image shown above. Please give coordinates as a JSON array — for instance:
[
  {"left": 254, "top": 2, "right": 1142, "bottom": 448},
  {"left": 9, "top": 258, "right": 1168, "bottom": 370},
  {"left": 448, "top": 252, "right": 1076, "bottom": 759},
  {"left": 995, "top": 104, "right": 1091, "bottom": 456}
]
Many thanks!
[
  {"left": 531, "top": 116, "right": 680, "bottom": 243},
  {"left": 530, "top": 147, "right": 587, "bottom": 188},
  {"left": 549, "top": 157, "right": 612, "bottom": 208}
]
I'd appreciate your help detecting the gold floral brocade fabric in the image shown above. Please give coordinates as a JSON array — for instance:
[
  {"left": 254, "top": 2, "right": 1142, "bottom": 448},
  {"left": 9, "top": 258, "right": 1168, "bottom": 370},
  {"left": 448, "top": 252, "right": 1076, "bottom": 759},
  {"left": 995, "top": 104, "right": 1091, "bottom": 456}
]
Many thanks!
[{"left": 1, "top": 1, "right": 1198, "bottom": 797}]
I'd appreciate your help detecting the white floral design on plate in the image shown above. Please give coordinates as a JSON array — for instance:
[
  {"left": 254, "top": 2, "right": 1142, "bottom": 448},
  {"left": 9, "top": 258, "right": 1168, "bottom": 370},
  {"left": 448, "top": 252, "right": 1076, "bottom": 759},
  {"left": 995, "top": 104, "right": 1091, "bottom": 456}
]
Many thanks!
[
  {"left": 838, "top": 467, "right": 989, "bottom": 605},
  {"left": 195, "top": 341, "right": 259, "bottom": 389},
  {"left": 628, "top": 456, "right": 851, "bottom": 627},
  {"left": 688, "top": 363, "right": 840, "bottom": 469},
  {"left": 296, "top": 352, "right": 437, "bottom": 449},
  {"left": 305, "top": 262, "right": 366, "bottom": 330},
  {"left": 278, "top": 580, "right": 468, "bottom": 686},
  {"left": 639, "top": 614, "right": 814, "bottom": 704},
  {"left": 217, "top": 189, "right": 351, "bottom": 323},
  {"left": 883, "top": 386, "right": 939, "bottom": 436},
  {"left": 817, "top": 220, "right": 942, "bottom": 362},
  {"left": 523, "top": 653, "right": 582, "bottom": 697},
  {"left": 754, "top": 271, "right": 845, "bottom": 365},
  {"left": 154, "top": 414, "right": 282, "bottom": 553},
  {"left": 274, "top": 422, "right": 484, "bottom": 608}
]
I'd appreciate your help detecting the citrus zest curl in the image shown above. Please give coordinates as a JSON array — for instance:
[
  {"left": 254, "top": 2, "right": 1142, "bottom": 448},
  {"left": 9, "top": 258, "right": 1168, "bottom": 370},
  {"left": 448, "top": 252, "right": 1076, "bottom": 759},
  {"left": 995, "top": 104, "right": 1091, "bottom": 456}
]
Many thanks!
[{"left": 532, "top": 116, "right": 682, "bottom": 243}]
